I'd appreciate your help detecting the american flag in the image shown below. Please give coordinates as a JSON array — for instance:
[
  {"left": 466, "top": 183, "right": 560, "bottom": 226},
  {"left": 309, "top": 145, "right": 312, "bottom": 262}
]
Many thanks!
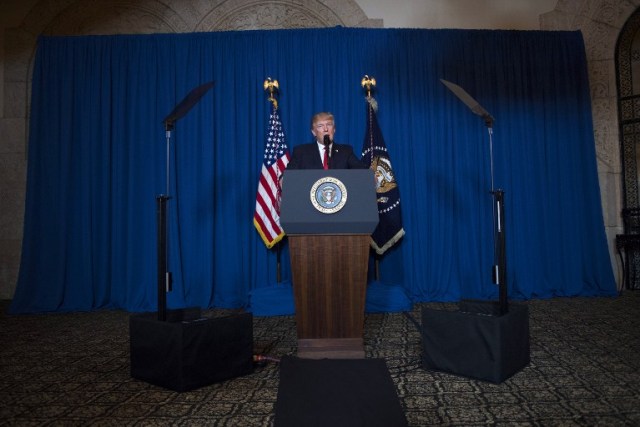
[{"left": 254, "top": 104, "right": 290, "bottom": 248}]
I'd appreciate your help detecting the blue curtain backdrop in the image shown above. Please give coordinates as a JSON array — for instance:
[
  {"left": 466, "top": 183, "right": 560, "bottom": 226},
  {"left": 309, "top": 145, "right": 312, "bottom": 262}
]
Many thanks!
[{"left": 10, "top": 27, "right": 616, "bottom": 314}]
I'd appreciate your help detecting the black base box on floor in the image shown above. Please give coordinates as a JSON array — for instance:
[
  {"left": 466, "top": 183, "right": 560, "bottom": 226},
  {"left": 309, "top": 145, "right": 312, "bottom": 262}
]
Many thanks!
[
  {"left": 274, "top": 356, "right": 407, "bottom": 427},
  {"left": 421, "top": 300, "right": 530, "bottom": 383},
  {"left": 129, "top": 308, "right": 253, "bottom": 392}
]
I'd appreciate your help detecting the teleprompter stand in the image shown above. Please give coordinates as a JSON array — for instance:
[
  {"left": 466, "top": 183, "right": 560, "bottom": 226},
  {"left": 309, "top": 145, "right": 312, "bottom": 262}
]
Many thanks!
[
  {"left": 156, "top": 81, "right": 215, "bottom": 321},
  {"left": 417, "top": 80, "right": 529, "bottom": 383},
  {"left": 440, "top": 78, "right": 507, "bottom": 311},
  {"left": 130, "top": 82, "right": 254, "bottom": 392}
]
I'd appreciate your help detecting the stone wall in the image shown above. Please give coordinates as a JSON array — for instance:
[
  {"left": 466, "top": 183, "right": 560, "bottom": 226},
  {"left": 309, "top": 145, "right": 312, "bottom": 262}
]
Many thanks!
[{"left": 541, "top": 0, "right": 640, "bottom": 289}]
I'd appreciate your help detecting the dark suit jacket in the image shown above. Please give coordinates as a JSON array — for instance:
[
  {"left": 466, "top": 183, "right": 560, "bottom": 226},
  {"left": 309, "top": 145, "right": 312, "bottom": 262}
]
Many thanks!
[{"left": 286, "top": 143, "right": 368, "bottom": 170}]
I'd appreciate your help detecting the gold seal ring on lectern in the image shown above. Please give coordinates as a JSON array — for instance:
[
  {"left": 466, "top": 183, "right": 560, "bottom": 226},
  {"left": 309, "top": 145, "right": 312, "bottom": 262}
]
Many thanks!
[{"left": 310, "top": 177, "right": 347, "bottom": 214}]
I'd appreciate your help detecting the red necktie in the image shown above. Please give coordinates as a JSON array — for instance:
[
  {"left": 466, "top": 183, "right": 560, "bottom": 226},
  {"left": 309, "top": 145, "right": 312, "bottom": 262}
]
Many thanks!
[{"left": 323, "top": 147, "right": 329, "bottom": 170}]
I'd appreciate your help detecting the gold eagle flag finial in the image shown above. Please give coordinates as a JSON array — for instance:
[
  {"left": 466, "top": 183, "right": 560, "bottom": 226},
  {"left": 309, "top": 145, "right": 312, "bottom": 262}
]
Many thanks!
[
  {"left": 361, "top": 75, "right": 378, "bottom": 112},
  {"left": 361, "top": 75, "right": 376, "bottom": 98},
  {"left": 264, "top": 77, "right": 279, "bottom": 109}
]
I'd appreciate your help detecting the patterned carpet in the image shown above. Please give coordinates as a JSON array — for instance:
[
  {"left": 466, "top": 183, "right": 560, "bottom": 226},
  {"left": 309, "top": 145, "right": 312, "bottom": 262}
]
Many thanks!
[{"left": 1, "top": 292, "right": 639, "bottom": 426}]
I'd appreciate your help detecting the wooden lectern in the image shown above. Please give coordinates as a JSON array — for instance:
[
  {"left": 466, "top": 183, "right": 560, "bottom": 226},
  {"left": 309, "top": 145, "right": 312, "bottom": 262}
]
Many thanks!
[{"left": 281, "top": 169, "right": 378, "bottom": 359}]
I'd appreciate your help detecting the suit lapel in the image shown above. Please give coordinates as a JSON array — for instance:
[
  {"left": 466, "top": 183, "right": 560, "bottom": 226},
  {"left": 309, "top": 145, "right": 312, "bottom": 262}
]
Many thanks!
[
  {"left": 316, "top": 145, "right": 325, "bottom": 169},
  {"left": 328, "top": 145, "right": 341, "bottom": 169}
]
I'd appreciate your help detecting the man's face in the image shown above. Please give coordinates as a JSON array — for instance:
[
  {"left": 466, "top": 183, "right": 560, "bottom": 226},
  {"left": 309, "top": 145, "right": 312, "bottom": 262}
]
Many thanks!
[{"left": 311, "top": 118, "right": 335, "bottom": 144}]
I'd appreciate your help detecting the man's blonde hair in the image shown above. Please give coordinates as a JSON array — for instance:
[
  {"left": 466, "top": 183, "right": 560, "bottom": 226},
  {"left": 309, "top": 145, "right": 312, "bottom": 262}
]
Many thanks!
[{"left": 310, "top": 112, "right": 334, "bottom": 129}]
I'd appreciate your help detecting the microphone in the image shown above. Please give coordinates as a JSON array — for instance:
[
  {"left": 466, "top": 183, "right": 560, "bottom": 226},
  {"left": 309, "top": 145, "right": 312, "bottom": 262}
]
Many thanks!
[{"left": 323, "top": 134, "right": 331, "bottom": 146}]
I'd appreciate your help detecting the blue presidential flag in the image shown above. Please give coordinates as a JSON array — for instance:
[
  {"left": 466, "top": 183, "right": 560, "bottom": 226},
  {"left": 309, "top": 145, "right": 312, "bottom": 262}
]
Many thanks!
[{"left": 361, "top": 97, "right": 405, "bottom": 255}]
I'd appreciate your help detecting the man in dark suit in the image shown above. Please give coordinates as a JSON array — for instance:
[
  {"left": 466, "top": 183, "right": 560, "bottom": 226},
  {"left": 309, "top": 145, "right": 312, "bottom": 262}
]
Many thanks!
[{"left": 286, "top": 112, "right": 368, "bottom": 170}]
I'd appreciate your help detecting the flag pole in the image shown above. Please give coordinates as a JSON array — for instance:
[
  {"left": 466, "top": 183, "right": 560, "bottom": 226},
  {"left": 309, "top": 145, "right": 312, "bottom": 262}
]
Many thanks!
[
  {"left": 276, "top": 241, "right": 282, "bottom": 283},
  {"left": 360, "top": 75, "right": 406, "bottom": 280},
  {"left": 361, "top": 75, "right": 380, "bottom": 281},
  {"left": 264, "top": 77, "right": 283, "bottom": 284}
]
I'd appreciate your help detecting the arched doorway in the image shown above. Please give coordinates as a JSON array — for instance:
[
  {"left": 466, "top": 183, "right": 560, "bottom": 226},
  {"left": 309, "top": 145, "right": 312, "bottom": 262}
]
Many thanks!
[
  {"left": 617, "top": 7, "right": 640, "bottom": 212},
  {"left": 615, "top": 7, "right": 640, "bottom": 289}
]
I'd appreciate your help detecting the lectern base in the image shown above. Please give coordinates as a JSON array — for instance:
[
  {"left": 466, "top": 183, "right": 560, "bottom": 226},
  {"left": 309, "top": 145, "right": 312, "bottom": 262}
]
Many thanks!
[{"left": 297, "top": 338, "right": 364, "bottom": 359}]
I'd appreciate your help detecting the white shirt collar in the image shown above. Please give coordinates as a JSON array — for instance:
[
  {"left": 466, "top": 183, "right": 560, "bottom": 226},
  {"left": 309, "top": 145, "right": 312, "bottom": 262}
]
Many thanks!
[{"left": 317, "top": 140, "right": 332, "bottom": 157}]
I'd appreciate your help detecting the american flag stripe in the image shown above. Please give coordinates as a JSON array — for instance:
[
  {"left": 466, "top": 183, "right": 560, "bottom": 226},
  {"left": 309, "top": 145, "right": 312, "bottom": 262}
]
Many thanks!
[
  {"left": 254, "top": 105, "right": 290, "bottom": 248},
  {"left": 256, "top": 173, "right": 281, "bottom": 233}
]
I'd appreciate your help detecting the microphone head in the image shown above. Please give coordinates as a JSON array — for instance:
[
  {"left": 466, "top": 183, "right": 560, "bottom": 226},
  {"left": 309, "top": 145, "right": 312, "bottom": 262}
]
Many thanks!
[{"left": 323, "top": 134, "right": 331, "bottom": 146}]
